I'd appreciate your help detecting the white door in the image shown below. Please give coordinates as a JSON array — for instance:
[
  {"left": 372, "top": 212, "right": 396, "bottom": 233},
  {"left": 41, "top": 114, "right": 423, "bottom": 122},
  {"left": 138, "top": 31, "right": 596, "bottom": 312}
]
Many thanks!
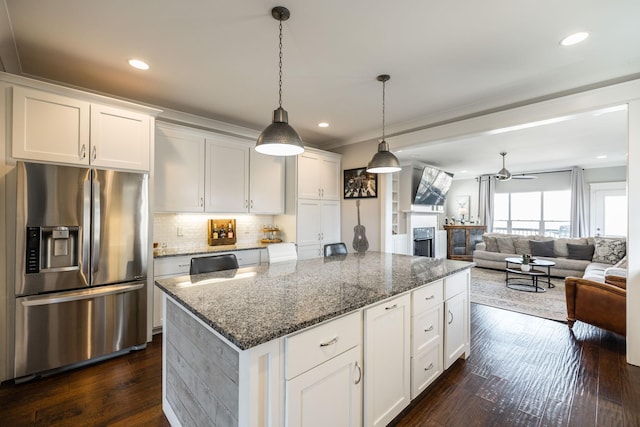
[
  {"left": 286, "top": 346, "right": 362, "bottom": 427},
  {"left": 12, "top": 86, "right": 90, "bottom": 165},
  {"left": 364, "top": 294, "right": 411, "bottom": 427},
  {"left": 320, "top": 156, "right": 341, "bottom": 200},
  {"left": 250, "top": 151, "right": 285, "bottom": 214},
  {"left": 205, "top": 139, "right": 249, "bottom": 213},
  {"left": 297, "top": 199, "right": 322, "bottom": 246},
  {"left": 444, "top": 291, "right": 467, "bottom": 369},
  {"left": 297, "top": 152, "right": 321, "bottom": 199},
  {"left": 90, "top": 104, "right": 151, "bottom": 171},
  {"left": 321, "top": 200, "right": 341, "bottom": 245},
  {"left": 154, "top": 126, "right": 205, "bottom": 212},
  {"left": 590, "top": 182, "right": 627, "bottom": 237}
]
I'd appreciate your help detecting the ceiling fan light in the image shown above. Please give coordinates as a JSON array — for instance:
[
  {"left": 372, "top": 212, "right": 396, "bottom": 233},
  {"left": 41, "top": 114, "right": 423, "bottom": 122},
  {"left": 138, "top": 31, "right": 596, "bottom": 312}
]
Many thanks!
[
  {"left": 496, "top": 167, "right": 512, "bottom": 181},
  {"left": 255, "top": 107, "right": 304, "bottom": 156},
  {"left": 367, "top": 140, "right": 401, "bottom": 173}
]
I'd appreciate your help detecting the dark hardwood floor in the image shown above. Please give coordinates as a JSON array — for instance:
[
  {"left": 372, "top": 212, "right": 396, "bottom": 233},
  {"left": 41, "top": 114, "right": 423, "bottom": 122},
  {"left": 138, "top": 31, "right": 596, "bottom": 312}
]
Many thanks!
[{"left": 2, "top": 304, "right": 639, "bottom": 426}]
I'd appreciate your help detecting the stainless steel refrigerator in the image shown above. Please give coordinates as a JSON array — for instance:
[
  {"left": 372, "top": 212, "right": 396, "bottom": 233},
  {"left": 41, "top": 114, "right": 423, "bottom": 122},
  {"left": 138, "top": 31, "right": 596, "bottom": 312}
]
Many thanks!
[{"left": 14, "top": 161, "right": 148, "bottom": 379}]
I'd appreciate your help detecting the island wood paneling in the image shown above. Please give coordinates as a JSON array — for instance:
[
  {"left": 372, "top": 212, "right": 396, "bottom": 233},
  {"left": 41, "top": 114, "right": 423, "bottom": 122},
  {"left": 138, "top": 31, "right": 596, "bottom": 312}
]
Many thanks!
[{"left": 165, "top": 299, "right": 239, "bottom": 426}]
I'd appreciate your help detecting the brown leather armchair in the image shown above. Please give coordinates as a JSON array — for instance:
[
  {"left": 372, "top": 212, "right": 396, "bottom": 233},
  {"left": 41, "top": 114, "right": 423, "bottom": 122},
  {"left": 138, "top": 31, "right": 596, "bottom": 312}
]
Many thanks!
[{"left": 564, "top": 275, "right": 626, "bottom": 336}]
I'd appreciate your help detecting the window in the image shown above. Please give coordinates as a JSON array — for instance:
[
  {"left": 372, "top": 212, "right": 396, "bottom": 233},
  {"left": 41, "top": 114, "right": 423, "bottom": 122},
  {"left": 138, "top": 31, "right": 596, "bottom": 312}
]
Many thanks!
[{"left": 493, "top": 190, "right": 570, "bottom": 236}]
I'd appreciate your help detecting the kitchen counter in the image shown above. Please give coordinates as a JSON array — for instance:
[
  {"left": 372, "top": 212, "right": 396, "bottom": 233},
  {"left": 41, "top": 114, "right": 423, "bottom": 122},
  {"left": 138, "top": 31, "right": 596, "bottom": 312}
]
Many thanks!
[
  {"left": 155, "top": 252, "right": 472, "bottom": 350},
  {"left": 153, "top": 242, "right": 267, "bottom": 258}
]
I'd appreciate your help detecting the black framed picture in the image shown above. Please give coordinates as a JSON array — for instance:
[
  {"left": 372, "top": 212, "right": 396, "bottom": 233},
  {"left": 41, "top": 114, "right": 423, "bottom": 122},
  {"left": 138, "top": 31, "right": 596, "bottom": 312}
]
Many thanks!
[{"left": 343, "top": 167, "right": 378, "bottom": 199}]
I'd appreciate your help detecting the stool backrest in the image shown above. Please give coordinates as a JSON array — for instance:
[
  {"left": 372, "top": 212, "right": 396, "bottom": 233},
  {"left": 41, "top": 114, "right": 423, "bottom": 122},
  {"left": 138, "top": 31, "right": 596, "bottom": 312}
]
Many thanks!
[{"left": 190, "top": 254, "right": 239, "bottom": 275}]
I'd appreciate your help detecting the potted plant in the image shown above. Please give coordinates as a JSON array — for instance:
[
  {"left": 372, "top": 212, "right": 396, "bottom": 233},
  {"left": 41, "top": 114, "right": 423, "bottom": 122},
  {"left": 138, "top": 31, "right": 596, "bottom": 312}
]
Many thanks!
[{"left": 521, "top": 254, "right": 531, "bottom": 272}]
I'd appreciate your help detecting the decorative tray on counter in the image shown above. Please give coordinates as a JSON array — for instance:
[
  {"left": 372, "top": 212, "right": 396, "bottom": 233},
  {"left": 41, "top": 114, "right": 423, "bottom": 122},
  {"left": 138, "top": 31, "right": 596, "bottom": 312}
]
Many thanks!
[
  {"left": 261, "top": 227, "right": 282, "bottom": 244},
  {"left": 208, "top": 219, "right": 237, "bottom": 246}
]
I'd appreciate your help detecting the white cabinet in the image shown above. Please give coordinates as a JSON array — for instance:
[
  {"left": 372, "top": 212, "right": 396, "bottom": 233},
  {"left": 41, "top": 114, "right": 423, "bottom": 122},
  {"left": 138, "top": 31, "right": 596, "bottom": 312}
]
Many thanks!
[
  {"left": 364, "top": 293, "right": 411, "bottom": 427},
  {"left": 285, "top": 311, "right": 362, "bottom": 427},
  {"left": 154, "top": 124, "right": 205, "bottom": 212},
  {"left": 154, "top": 122, "right": 284, "bottom": 213},
  {"left": 296, "top": 199, "right": 341, "bottom": 260},
  {"left": 298, "top": 151, "right": 341, "bottom": 200},
  {"left": 443, "top": 270, "right": 470, "bottom": 369},
  {"left": 12, "top": 86, "right": 151, "bottom": 171},
  {"left": 206, "top": 137, "right": 285, "bottom": 214},
  {"left": 410, "top": 280, "right": 444, "bottom": 398}
]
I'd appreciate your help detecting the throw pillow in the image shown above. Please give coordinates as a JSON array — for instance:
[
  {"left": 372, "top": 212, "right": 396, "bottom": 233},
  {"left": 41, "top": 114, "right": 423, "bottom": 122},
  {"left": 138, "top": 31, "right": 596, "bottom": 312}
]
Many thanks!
[
  {"left": 529, "top": 240, "right": 555, "bottom": 257},
  {"left": 554, "top": 238, "right": 588, "bottom": 258},
  {"left": 513, "top": 237, "right": 531, "bottom": 255},
  {"left": 567, "top": 243, "right": 595, "bottom": 260},
  {"left": 614, "top": 255, "right": 628, "bottom": 269},
  {"left": 496, "top": 237, "right": 516, "bottom": 254},
  {"left": 592, "top": 237, "right": 626, "bottom": 264},
  {"left": 483, "top": 235, "right": 499, "bottom": 252}
]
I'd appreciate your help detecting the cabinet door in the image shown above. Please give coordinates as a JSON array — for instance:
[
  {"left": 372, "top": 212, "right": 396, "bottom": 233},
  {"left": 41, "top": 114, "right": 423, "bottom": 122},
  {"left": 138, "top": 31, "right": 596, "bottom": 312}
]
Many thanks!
[
  {"left": 411, "top": 342, "right": 442, "bottom": 399},
  {"left": 297, "top": 152, "right": 321, "bottom": 199},
  {"left": 205, "top": 139, "right": 249, "bottom": 213},
  {"left": 320, "top": 156, "right": 341, "bottom": 200},
  {"left": 297, "top": 199, "right": 322, "bottom": 247},
  {"left": 249, "top": 151, "right": 285, "bottom": 214},
  {"left": 154, "top": 127, "right": 205, "bottom": 212},
  {"left": 444, "top": 290, "right": 468, "bottom": 369},
  {"left": 12, "top": 86, "right": 90, "bottom": 165},
  {"left": 321, "top": 200, "right": 341, "bottom": 245},
  {"left": 90, "top": 104, "right": 151, "bottom": 171},
  {"left": 364, "top": 294, "right": 411, "bottom": 427},
  {"left": 287, "top": 346, "right": 362, "bottom": 427}
]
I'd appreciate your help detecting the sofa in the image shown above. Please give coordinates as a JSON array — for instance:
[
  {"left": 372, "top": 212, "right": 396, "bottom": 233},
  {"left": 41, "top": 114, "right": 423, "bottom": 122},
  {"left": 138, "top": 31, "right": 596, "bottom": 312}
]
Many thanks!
[{"left": 473, "top": 233, "right": 626, "bottom": 278}]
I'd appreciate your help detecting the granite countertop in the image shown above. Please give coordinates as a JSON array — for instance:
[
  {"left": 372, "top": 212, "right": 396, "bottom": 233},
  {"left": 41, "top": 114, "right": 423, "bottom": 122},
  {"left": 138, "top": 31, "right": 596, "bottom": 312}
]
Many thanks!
[
  {"left": 155, "top": 252, "right": 473, "bottom": 351},
  {"left": 154, "top": 243, "right": 268, "bottom": 258}
]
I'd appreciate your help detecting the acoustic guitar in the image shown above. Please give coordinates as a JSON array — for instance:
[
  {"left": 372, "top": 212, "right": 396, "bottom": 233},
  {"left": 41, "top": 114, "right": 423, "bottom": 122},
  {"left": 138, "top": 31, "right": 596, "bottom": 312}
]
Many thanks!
[{"left": 353, "top": 199, "right": 369, "bottom": 253}]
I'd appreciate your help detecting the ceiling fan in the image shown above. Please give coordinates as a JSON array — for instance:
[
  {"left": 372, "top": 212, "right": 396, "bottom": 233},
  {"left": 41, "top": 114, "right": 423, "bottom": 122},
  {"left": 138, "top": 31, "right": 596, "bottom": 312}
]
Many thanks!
[{"left": 495, "top": 152, "right": 536, "bottom": 181}]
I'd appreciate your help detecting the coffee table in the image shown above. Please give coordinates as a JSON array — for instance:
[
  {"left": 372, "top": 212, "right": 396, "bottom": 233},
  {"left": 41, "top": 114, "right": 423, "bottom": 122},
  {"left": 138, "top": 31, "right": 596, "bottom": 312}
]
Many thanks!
[{"left": 504, "top": 257, "right": 556, "bottom": 293}]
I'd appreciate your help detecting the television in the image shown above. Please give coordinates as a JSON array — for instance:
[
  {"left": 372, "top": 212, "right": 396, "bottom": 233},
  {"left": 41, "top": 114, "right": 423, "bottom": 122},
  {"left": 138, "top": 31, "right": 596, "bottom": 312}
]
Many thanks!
[{"left": 412, "top": 165, "right": 453, "bottom": 206}]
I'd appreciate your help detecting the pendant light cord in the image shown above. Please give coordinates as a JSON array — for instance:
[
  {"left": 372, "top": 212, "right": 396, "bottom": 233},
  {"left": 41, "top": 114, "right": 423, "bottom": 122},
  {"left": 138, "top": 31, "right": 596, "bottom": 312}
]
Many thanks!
[
  {"left": 381, "top": 79, "right": 386, "bottom": 141},
  {"left": 278, "top": 20, "right": 283, "bottom": 108}
]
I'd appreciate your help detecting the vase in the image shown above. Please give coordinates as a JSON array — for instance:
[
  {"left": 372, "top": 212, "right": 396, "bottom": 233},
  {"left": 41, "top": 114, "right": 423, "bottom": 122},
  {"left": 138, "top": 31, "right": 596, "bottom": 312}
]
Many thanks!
[{"left": 521, "top": 264, "right": 531, "bottom": 272}]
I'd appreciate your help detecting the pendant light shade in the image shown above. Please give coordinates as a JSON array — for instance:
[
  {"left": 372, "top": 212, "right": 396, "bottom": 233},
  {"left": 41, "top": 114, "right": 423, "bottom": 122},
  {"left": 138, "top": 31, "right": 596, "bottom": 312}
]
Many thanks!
[
  {"left": 255, "top": 6, "right": 304, "bottom": 156},
  {"left": 367, "top": 74, "right": 401, "bottom": 174}
]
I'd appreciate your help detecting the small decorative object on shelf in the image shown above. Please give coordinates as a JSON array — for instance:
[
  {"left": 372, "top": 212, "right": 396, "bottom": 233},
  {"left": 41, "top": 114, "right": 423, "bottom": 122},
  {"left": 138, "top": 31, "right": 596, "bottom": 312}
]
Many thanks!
[
  {"left": 261, "top": 225, "right": 282, "bottom": 243},
  {"left": 208, "top": 219, "right": 237, "bottom": 246}
]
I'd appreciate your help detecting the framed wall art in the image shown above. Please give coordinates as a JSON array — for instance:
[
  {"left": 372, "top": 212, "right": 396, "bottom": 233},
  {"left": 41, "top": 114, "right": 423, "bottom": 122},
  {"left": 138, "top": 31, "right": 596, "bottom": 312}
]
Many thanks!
[{"left": 344, "top": 167, "right": 377, "bottom": 199}]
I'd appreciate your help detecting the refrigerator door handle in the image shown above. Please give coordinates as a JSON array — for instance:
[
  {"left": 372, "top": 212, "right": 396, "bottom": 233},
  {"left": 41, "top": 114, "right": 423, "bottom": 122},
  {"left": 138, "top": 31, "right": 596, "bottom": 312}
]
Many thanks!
[
  {"left": 82, "top": 177, "right": 92, "bottom": 282},
  {"left": 92, "top": 177, "right": 101, "bottom": 276},
  {"left": 20, "top": 282, "right": 144, "bottom": 307}
]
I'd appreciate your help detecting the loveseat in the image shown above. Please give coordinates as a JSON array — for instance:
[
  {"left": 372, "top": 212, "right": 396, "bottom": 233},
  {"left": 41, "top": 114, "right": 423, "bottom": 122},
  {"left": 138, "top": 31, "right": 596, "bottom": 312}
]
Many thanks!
[{"left": 473, "top": 233, "right": 626, "bottom": 278}]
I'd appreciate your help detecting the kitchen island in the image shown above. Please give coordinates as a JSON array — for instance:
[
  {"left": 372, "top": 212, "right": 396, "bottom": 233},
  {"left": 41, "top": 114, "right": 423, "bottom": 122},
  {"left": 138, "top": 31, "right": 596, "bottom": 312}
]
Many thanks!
[{"left": 156, "top": 252, "right": 473, "bottom": 427}]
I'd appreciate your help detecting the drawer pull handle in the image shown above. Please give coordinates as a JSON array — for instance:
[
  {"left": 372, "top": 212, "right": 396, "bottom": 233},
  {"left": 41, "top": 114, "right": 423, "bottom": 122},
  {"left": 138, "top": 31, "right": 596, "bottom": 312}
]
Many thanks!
[
  {"left": 320, "top": 337, "right": 338, "bottom": 347},
  {"left": 424, "top": 362, "right": 434, "bottom": 372},
  {"left": 178, "top": 263, "right": 190, "bottom": 267},
  {"left": 354, "top": 361, "right": 362, "bottom": 384},
  {"left": 424, "top": 325, "right": 434, "bottom": 332},
  {"left": 425, "top": 295, "right": 435, "bottom": 300},
  {"left": 385, "top": 304, "right": 398, "bottom": 311}
]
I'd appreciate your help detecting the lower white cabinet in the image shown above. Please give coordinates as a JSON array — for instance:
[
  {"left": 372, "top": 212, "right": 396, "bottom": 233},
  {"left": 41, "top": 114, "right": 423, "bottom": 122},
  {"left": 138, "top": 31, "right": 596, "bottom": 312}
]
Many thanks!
[
  {"left": 296, "top": 199, "right": 341, "bottom": 260},
  {"left": 444, "top": 270, "right": 471, "bottom": 369},
  {"left": 364, "top": 293, "right": 411, "bottom": 427},
  {"left": 285, "top": 311, "right": 362, "bottom": 427}
]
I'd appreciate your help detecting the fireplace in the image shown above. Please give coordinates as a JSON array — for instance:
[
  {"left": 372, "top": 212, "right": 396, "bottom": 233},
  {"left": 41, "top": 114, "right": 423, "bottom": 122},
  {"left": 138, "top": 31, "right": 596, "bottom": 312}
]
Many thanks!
[{"left": 413, "top": 227, "right": 435, "bottom": 257}]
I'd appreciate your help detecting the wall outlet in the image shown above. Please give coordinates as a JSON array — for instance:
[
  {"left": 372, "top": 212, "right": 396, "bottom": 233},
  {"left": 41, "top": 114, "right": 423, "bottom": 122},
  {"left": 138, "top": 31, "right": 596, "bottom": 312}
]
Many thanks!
[{"left": 177, "top": 226, "right": 184, "bottom": 236}]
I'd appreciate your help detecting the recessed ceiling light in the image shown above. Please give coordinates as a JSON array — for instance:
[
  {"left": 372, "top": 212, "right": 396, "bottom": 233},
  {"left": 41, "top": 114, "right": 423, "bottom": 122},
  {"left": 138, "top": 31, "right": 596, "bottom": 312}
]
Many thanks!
[
  {"left": 560, "top": 32, "right": 589, "bottom": 46},
  {"left": 128, "top": 59, "right": 149, "bottom": 70},
  {"left": 459, "top": 170, "right": 468, "bottom": 174},
  {"left": 318, "top": 122, "right": 329, "bottom": 128},
  {"left": 596, "top": 155, "right": 607, "bottom": 159}
]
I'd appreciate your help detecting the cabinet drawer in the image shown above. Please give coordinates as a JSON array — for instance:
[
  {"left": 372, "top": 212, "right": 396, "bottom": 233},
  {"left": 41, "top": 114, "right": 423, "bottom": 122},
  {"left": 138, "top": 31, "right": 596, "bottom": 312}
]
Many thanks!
[
  {"left": 154, "top": 256, "right": 191, "bottom": 277},
  {"left": 412, "top": 280, "right": 443, "bottom": 315},
  {"left": 286, "top": 311, "right": 361, "bottom": 380},
  {"left": 444, "top": 270, "right": 469, "bottom": 299},
  {"left": 411, "top": 342, "right": 442, "bottom": 399},
  {"left": 412, "top": 306, "right": 442, "bottom": 354}
]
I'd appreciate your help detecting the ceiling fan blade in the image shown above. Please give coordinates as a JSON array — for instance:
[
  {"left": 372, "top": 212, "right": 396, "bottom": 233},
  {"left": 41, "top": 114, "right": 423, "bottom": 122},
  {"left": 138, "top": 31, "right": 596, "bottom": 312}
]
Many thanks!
[{"left": 511, "top": 174, "right": 537, "bottom": 179}]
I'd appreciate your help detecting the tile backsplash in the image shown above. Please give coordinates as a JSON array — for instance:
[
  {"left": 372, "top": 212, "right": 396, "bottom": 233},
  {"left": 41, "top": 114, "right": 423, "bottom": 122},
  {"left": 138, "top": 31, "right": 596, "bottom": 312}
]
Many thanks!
[{"left": 153, "top": 213, "right": 275, "bottom": 250}]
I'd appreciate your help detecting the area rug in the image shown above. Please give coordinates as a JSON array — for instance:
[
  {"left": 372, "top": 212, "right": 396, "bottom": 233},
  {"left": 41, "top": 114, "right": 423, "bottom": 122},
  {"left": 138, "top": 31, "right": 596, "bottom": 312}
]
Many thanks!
[{"left": 470, "top": 267, "right": 567, "bottom": 322}]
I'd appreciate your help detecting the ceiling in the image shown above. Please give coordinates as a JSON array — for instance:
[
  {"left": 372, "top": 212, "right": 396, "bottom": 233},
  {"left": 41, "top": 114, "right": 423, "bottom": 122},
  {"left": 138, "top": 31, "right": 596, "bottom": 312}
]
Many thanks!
[{"left": 1, "top": 0, "right": 638, "bottom": 177}]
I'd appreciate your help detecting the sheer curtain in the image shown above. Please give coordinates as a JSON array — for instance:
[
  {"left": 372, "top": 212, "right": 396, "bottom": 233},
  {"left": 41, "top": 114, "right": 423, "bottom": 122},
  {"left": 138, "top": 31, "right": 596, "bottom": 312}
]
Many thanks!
[
  {"left": 478, "top": 175, "right": 495, "bottom": 232},
  {"left": 570, "top": 166, "right": 588, "bottom": 237}
]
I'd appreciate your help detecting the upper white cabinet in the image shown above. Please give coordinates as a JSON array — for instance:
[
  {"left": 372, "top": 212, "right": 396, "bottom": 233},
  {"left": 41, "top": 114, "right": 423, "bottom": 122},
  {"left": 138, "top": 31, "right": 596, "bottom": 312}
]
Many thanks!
[
  {"left": 298, "top": 151, "right": 341, "bottom": 200},
  {"left": 154, "top": 122, "right": 284, "bottom": 214},
  {"left": 154, "top": 124, "right": 206, "bottom": 212},
  {"left": 12, "top": 86, "right": 151, "bottom": 171}
]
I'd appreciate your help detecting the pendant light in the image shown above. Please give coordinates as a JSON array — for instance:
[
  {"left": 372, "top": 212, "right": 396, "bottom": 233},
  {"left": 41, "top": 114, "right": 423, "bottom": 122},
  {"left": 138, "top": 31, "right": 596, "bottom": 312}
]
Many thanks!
[
  {"left": 255, "top": 6, "right": 304, "bottom": 156},
  {"left": 496, "top": 152, "right": 512, "bottom": 181},
  {"left": 367, "top": 74, "right": 401, "bottom": 173}
]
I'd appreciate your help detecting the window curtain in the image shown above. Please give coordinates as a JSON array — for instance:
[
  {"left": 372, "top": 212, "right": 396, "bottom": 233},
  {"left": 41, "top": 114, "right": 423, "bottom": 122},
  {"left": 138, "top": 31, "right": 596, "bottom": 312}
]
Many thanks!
[
  {"left": 478, "top": 175, "right": 495, "bottom": 232},
  {"left": 570, "top": 166, "right": 588, "bottom": 237}
]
